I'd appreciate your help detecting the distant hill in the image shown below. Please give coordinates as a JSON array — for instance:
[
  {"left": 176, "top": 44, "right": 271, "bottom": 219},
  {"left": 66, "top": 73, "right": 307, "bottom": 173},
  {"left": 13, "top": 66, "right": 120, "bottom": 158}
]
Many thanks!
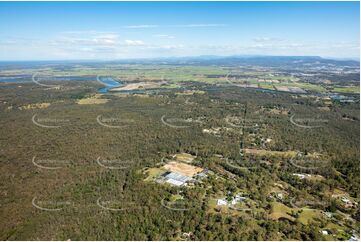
[
  {"left": 0, "top": 55, "right": 359, "bottom": 69},
  {"left": 138, "top": 55, "right": 360, "bottom": 67},
  {"left": 105, "top": 55, "right": 360, "bottom": 68}
]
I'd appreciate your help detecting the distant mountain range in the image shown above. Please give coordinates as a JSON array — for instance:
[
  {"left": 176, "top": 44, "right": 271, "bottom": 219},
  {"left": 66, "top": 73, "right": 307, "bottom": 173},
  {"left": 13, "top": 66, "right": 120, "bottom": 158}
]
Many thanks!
[
  {"left": 133, "top": 55, "right": 360, "bottom": 67},
  {"left": 0, "top": 55, "right": 359, "bottom": 68}
]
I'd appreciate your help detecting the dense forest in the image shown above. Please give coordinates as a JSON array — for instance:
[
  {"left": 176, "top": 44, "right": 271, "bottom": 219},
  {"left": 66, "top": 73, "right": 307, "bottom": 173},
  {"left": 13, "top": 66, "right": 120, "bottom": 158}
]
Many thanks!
[{"left": 0, "top": 78, "right": 359, "bottom": 240}]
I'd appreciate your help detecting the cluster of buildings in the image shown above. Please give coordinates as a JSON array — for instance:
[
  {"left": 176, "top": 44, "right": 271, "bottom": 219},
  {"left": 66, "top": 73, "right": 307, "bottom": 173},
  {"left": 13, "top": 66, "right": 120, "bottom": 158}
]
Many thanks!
[
  {"left": 158, "top": 164, "right": 208, "bottom": 187},
  {"left": 161, "top": 171, "right": 192, "bottom": 186},
  {"left": 217, "top": 194, "right": 246, "bottom": 206}
]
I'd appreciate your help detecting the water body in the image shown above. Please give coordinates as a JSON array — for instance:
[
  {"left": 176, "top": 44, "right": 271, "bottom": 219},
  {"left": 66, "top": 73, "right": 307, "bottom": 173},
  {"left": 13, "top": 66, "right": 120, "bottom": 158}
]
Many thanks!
[
  {"left": 0, "top": 75, "right": 32, "bottom": 83},
  {"left": 0, "top": 74, "right": 165, "bottom": 94},
  {"left": 96, "top": 77, "right": 167, "bottom": 94},
  {"left": 96, "top": 77, "right": 123, "bottom": 93},
  {"left": 0, "top": 75, "right": 96, "bottom": 83}
]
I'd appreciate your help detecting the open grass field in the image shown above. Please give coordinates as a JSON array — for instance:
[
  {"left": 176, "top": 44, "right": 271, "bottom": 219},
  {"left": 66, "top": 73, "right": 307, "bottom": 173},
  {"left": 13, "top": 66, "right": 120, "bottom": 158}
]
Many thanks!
[
  {"left": 332, "top": 86, "right": 360, "bottom": 94},
  {"left": 269, "top": 202, "right": 296, "bottom": 221},
  {"left": 77, "top": 94, "right": 109, "bottom": 105},
  {"left": 297, "top": 209, "right": 322, "bottom": 225},
  {"left": 143, "top": 167, "right": 167, "bottom": 181},
  {"left": 244, "top": 149, "right": 297, "bottom": 158},
  {"left": 174, "top": 153, "right": 196, "bottom": 163}
]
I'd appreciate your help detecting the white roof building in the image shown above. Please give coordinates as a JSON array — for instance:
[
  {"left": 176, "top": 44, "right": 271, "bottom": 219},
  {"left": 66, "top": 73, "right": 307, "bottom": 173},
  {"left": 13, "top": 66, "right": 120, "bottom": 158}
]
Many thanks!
[
  {"left": 217, "top": 199, "right": 228, "bottom": 206},
  {"left": 217, "top": 194, "right": 246, "bottom": 206},
  {"left": 321, "top": 230, "right": 328, "bottom": 235},
  {"left": 166, "top": 178, "right": 185, "bottom": 186},
  {"left": 231, "top": 194, "right": 246, "bottom": 205},
  {"left": 163, "top": 172, "right": 192, "bottom": 186}
]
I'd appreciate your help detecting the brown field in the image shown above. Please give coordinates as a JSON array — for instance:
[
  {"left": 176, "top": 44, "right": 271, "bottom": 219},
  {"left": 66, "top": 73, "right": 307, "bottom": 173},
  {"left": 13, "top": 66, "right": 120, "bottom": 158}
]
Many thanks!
[
  {"left": 244, "top": 148, "right": 297, "bottom": 157},
  {"left": 163, "top": 161, "right": 203, "bottom": 177},
  {"left": 18, "top": 102, "right": 50, "bottom": 110},
  {"left": 110, "top": 81, "right": 166, "bottom": 91},
  {"left": 275, "top": 86, "right": 306, "bottom": 93},
  {"left": 257, "top": 79, "right": 280, "bottom": 84},
  {"left": 176, "top": 90, "right": 205, "bottom": 96},
  {"left": 269, "top": 108, "right": 289, "bottom": 115},
  {"left": 174, "top": 153, "right": 196, "bottom": 163},
  {"left": 275, "top": 86, "right": 291, "bottom": 92},
  {"left": 77, "top": 94, "right": 109, "bottom": 105}
]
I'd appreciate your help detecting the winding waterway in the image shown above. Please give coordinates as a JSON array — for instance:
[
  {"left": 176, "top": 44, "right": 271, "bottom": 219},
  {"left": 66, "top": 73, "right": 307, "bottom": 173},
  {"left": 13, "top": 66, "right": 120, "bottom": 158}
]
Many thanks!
[{"left": 96, "top": 77, "right": 123, "bottom": 93}]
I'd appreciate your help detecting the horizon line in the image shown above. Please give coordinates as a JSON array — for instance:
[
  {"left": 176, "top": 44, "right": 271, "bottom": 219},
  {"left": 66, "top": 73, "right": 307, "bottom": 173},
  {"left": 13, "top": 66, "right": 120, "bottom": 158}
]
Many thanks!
[{"left": 0, "top": 54, "right": 359, "bottom": 62}]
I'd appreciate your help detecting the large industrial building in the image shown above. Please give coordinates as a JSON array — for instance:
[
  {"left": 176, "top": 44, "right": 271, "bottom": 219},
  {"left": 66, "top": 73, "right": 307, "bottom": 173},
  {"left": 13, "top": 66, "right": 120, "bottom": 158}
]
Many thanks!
[{"left": 162, "top": 172, "right": 192, "bottom": 186}]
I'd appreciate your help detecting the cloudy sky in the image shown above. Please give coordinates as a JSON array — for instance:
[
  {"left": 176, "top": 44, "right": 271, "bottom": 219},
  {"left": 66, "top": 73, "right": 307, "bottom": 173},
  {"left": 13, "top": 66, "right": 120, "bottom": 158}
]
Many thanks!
[{"left": 0, "top": 1, "right": 359, "bottom": 60}]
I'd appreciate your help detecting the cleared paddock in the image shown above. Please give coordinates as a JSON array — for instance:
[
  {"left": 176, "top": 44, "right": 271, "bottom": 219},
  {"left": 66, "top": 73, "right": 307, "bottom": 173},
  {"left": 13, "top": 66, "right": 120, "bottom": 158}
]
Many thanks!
[{"left": 163, "top": 161, "right": 203, "bottom": 177}]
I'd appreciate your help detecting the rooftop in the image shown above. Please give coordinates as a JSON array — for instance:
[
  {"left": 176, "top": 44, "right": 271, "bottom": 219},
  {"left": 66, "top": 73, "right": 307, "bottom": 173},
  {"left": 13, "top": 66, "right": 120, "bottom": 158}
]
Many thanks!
[{"left": 163, "top": 172, "right": 192, "bottom": 186}]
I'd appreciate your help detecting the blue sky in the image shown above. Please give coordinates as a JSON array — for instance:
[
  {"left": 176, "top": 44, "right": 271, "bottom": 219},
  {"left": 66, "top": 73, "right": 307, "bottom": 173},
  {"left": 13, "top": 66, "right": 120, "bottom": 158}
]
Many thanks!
[{"left": 0, "top": 2, "right": 359, "bottom": 60}]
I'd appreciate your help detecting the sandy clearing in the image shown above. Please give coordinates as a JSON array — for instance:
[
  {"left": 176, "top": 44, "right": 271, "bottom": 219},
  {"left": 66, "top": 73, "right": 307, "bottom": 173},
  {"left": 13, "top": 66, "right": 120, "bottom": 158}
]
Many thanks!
[{"left": 163, "top": 161, "right": 203, "bottom": 177}]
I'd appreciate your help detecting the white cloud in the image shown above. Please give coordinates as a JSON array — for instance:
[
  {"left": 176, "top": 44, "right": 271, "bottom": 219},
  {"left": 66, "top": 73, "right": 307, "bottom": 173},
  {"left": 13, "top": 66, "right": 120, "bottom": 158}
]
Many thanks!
[
  {"left": 174, "top": 24, "right": 227, "bottom": 28},
  {"left": 153, "top": 34, "right": 175, "bottom": 39},
  {"left": 61, "top": 30, "right": 113, "bottom": 35},
  {"left": 53, "top": 31, "right": 120, "bottom": 47},
  {"left": 159, "top": 44, "right": 184, "bottom": 49},
  {"left": 1, "top": 31, "right": 359, "bottom": 60},
  {"left": 124, "top": 39, "right": 145, "bottom": 46},
  {"left": 253, "top": 37, "right": 284, "bottom": 43},
  {"left": 124, "top": 25, "right": 158, "bottom": 29},
  {"left": 92, "top": 34, "right": 119, "bottom": 45},
  {"left": 122, "top": 24, "right": 226, "bottom": 29}
]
